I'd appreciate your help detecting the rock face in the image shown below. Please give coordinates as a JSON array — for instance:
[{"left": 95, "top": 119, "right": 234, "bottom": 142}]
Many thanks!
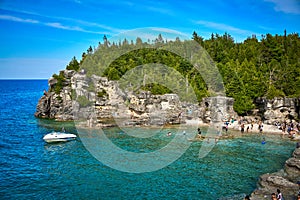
[
  {"left": 251, "top": 146, "right": 300, "bottom": 200},
  {"left": 35, "top": 70, "right": 75, "bottom": 121},
  {"left": 35, "top": 70, "right": 237, "bottom": 126},
  {"left": 253, "top": 97, "right": 300, "bottom": 125},
  {"left": 200, "top": 96, "right": 236, "bottom": 123}
]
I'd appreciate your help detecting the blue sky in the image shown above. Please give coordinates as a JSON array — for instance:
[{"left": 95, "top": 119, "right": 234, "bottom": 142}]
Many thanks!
[{"left": 0, "top": 0, "right": 299, "bottom": 79}]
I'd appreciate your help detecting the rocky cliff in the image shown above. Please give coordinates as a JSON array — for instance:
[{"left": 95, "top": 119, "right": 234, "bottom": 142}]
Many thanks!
[
  {"left": 252, "top": 97, "right": 300, "bottom": 125},
  {"left": 35, "top": 70, "right": 237, "bottom": 126},
  {"left": 251, "top": 145, "right": 300, "bottom": 199},
  {"left": 35, "top": 70, "right": 300, "bottom": 126}
]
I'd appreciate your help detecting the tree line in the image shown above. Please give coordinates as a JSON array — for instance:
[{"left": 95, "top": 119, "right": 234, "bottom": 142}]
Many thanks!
[{"left": 60, "top": 31, "right": 300, "bottom": 115}]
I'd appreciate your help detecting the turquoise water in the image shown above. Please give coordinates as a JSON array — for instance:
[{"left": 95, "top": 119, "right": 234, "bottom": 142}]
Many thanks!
[{"left": 0, "top": 80, "right": 296, "bottom": 199}]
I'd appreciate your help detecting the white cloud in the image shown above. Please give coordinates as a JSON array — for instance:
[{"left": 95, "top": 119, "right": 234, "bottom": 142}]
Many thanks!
[
  {"left": 264, "top": 0, "right": 300, "bottom": 14},
  {"left": 69, "top": 19, "right": 124, "bottom": 33},
  {"left": 44, "top": 22, "right": 83, "bottom": 31},
  {"left": 150, "top": 28, "right": 189, "bottom": 37},
  {"left": 44, "top": 22, "right": 110, "bottom": 34},
  {"left": 194, "top": 20, "right": 258, "bottom": 36},
  {"left": 0, "top": 6, "right": 123, "bottom": 34},
  {"left": 0, "top": 14, "right": 39, "bottom": 24},
  {"left": 0, "top": 14, "right": 111, "bottom": 35}
]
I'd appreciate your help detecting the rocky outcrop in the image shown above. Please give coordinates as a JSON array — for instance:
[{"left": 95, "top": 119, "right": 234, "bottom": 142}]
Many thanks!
[
  {"left": 35, "top": 69, "right": 300, "bottom": 128},
  {"left": 200, "top": 96, "right": 237, "bottom": 123},
  {"left": 35, "top": 70, "right": 237, "bottom": 126},
  {"left": 253, "top": 97, "right": 300, "bottom": 125},
  {"left": 251, "top": 145, "right": 300, "bottom": 200},
  {"left": 35, "top": 70, "right": 75, "bottom": 121}
]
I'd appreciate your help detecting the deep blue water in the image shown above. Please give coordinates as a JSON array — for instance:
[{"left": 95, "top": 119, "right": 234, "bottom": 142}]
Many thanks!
[{"left": 0, "top": 80, "right": 296, "bottom": 200}]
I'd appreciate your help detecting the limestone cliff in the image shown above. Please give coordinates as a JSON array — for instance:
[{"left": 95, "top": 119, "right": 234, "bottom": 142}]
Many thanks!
[
  {"left": 35, "top": 70, "right": 237, "bottom": 126},
  {"left": 252, "top": 97, "right": 300, "bottom": 125},
  {"left": 35, "top": 70, "right": 300, "bottom": 127}
]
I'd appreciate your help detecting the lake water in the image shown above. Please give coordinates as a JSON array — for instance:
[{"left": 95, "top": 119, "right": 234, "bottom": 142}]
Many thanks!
[{"left": 0, "top": 80, "right": 296, "bottom": 199}]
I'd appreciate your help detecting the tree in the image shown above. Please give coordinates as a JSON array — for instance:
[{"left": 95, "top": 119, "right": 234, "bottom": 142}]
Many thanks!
[
  {"left": 66, "top": 56, "right": 80, "bottom": 71},
  {"left": 136, "top": 37, "right": 143, "bottom": 46},
  {"left": 87, "top": 46, "right": 93, "bottom": 54},
  {"left": 103, "top": 35, "right": 108, "bottom": 47}
]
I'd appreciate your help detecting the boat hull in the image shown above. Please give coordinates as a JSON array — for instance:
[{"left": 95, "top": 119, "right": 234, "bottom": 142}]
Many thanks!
[{"left": 43, "top": 132, "right": 77, "bottom": 143}]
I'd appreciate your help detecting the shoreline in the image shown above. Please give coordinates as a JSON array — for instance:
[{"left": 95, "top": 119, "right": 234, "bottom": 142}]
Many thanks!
[
  {"left": 250, "top": 145, "right": 300, "bottom": 200},
  {"left": 47, "top": 118, "right": 300, "bottom": 139}
]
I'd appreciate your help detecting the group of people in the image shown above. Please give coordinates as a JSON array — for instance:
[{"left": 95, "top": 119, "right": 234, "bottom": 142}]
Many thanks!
[
  {"left": 244, "top": 189, "right": 283, "bottom": 200},
  {"left": 243, "top": 186, "right": 300, "bottom": 199},
  {"left": 239, "top": 121, "right": 263, "bottom": 134},
  {"left": 279, "top": 121, "right": 300, "bottom": 138},
  {"left": 270, "top": 189, "right": 283, "bottom": 200}
]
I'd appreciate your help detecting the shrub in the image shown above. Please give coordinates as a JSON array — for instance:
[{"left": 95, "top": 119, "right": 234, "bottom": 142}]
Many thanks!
[
  {"left": 77, "top": 95, "right": 93, "bottom": 107},
  {"left": 97, "top": 89, "right": 108, "bottom": 98}
]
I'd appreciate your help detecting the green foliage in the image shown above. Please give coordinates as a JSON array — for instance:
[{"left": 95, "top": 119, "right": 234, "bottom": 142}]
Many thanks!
[
  {"left": 57, "top": 96, "right": 62, "bottom": 101},
  {"left": 233, "top": 94, "right": 255, "bottom": 115},
  {"left": 66, "top": 31, "right": 300, "bottom": 115},
  {"left": 77, "top": 95, "right": 93, "bottom": 107},
  {"left": 66, "top": 56, "right": 80, "bottom": 71},
  {"left": 266, "top": 85, "right": 285, "bottom": 99},
  {"left": 70, "top": 89, "right": 76, "bottom": 100},
  {"left": 52, "top": 71, "right": 66, "bottom": 94},
  {"left": 97, "top": 89, "right": 108, "bottom": 98},
  {"left": 102, "top": 48, "right": 207, "bottom": 101},
  {"left": 87, "top": 82, "right": 95, "bottom": 92},
  {"left": 141, "top": 83, "right": 172, "bottom": 95}
]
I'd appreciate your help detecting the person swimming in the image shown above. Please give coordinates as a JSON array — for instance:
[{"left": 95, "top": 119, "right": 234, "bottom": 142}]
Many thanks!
[{"left": 262, "top": 137, "right": 266, "bottom": 144}]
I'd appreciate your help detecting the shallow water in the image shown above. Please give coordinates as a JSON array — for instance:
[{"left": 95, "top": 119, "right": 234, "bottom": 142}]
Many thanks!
[{"left": 0, "top": 80, "right": 296, "bottom": 199}]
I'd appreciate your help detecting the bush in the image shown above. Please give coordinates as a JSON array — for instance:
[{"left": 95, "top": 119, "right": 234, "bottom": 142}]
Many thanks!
[
  {"left": 77, "top": 95, "right": 93, "bottom": 107},
  {"left": 66, "top": 56, "right": 80, "bottom": 71},
  {"left": 51, "top": 71, "right": 66, "bottom": 94},
  {"left": 266, "top": 85, "right": 285, "bottom": 99},
  {"left": 97, "top": 89, "right": 108, "bottom": 98}
]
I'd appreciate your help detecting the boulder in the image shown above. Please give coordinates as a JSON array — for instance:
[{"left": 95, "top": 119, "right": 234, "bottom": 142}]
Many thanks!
[
  {"left": 251, "top": 174, "right": 298, "bottom": 200},
  {"left": 285, "top": 157, "right": 300, "bottom": 182},
  {"left": 251, "top": 146, "right": 300, "bottom": 200},
  {"left": 253, "top": 97, "right": 299, "bottom": 125}
]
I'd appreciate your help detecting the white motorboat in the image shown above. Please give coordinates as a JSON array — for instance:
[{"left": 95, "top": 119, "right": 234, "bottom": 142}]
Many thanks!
[{"left": 43, "top": 132, "right": 77, "bottom": 143}]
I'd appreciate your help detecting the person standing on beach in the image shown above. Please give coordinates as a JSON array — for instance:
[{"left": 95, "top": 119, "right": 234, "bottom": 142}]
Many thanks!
[
  {"left": 258, "top": 122, "right": 263, "bottom": 133},
  {"left": 282, "top": 122, "right": 286, "bottom": 134},
  {"left": 241, "top": 123, "right": 245, "bottom": 133},
  {"left": 276, "top": 189, "right": 283, "bottom": 200},
  {"left": 178, "top": 111, "right": 182, "bottom": 123},
  {"left": 271, "top": 193, "right": 278, "bottom": 200},
  {"left": 197, "top": 128, "right": 202, "bottom": 138},
  {"left": 297, "top": 122, "right": 300, "bottom": 133}
]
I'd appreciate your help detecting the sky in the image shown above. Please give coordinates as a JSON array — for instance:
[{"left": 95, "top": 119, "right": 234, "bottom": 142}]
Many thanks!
[{"left": 0, "top": 0, "right": 299, "bottom": 79}]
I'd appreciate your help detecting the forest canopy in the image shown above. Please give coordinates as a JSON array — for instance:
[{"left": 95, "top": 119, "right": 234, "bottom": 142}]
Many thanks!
[{"left": 59, "top": 31, "right": 300, "bottom": 115}]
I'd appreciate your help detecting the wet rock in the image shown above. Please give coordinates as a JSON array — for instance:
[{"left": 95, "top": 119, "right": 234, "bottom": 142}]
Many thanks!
[
  {"left": 285, "top": 157, "right": 300, "bottom": 182},
  {"left": 251, "top": 147, "right": 300, "bottom": 200}
]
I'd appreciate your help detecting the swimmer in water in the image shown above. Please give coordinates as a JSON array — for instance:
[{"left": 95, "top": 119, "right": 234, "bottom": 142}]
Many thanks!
[{"left": 167, "top": 132, "right": 172, "bottom": 136}]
